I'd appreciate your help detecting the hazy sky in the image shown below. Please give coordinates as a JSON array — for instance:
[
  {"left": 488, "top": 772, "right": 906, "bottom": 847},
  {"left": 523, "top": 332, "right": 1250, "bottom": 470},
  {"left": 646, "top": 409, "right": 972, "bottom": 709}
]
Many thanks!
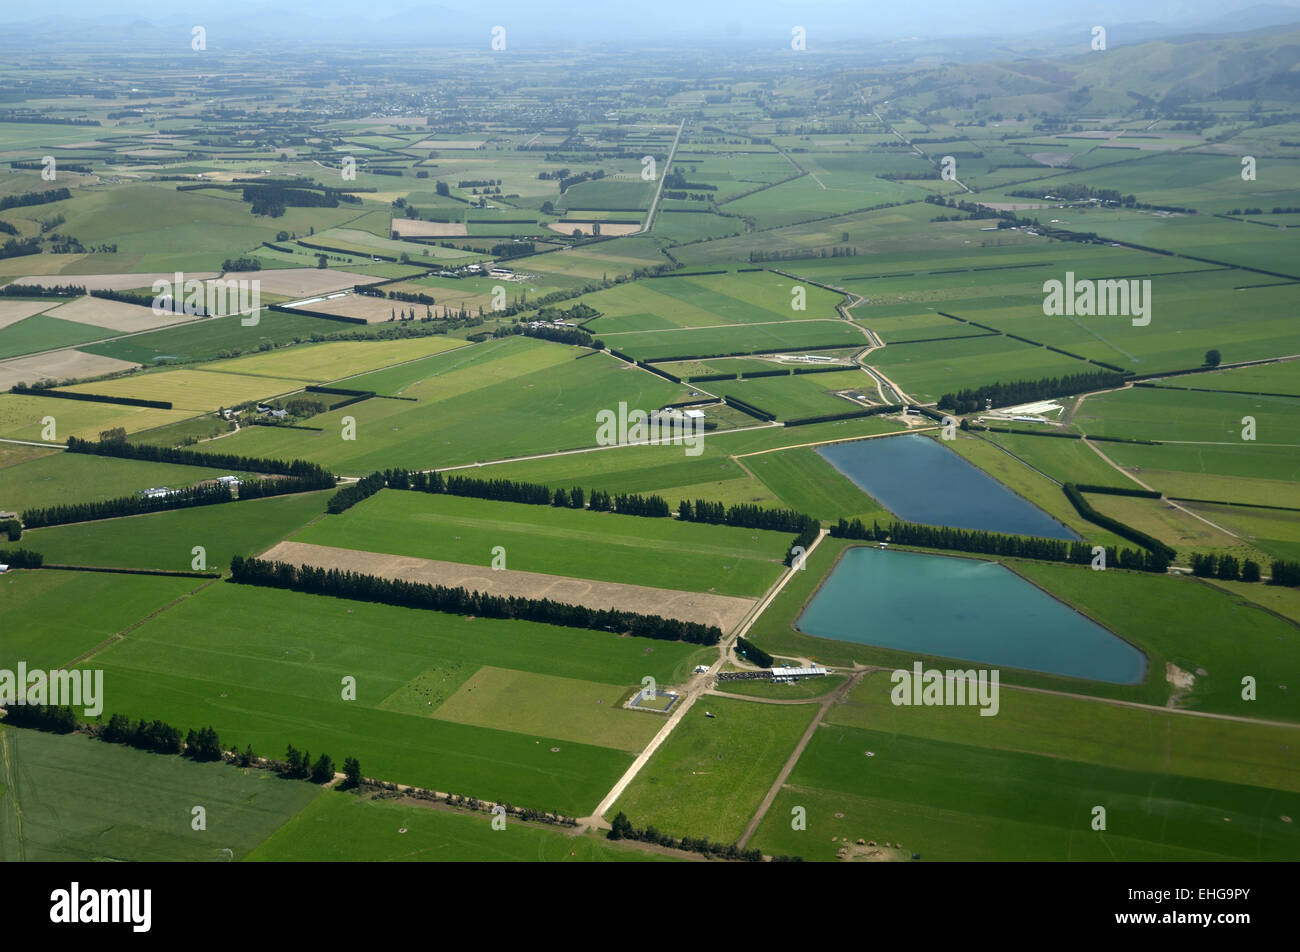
[{"left": 7, "top": 0, "right": 1300, "bottom": 44}]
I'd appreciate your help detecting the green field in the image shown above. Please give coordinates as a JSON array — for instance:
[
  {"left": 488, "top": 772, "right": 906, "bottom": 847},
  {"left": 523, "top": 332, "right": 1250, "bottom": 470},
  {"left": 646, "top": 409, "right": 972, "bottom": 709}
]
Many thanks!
[
  {"left": 0, "top": 451, "right": 257, "bottom": 513},
  {"left": 76, "top": 582, "right": 706, "bottom": 815},
  {"left": 79, "top": 311, "right": 354, "bottom": 366},
  {"left": 247, "top": 789, "right": 677, "bottom": 862},
  {"left": 26, "top": 490, "right": 329, "bottom": 571},
  {"left": 751, "top": 723, "right": 1299, "bottom": 862},
  {"left": 187, "top": 336, "right": 690, "bottom": 472},
  {"left": 291, "top": 489, "right": 788, "bottom": 597},
  {"left": 0, "top": 727, "right": 322, "bottom": 862},
  {"left": 433, "top": 666, "right": 660, "bottom": 752},
  {"left": 603, "top": 320, "right": 866, "bottom": 362},
  {"left": 0, "top": 569, "right": 205, "bottom": 671},
  {"left": 608, "top": 696, "right": 817, "bottom": 844}
]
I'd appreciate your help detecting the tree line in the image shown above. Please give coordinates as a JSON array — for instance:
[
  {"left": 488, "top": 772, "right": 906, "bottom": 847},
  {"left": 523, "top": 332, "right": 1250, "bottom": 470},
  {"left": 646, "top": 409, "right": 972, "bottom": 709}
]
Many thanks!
[
  {"left": 0, "top": 187, "right": 71, "bottom": 211},
  {"left": 1062, "top": 484, "right": 1177, "bottom": 561},
  {"left": 229, "top": 555, "right": 722, "bottom": 645},
  {"left": 6, "top": 704, "right": 360, "bottom": 787},
  {"left": 608, "top": 812, "right": 800, "bottom": 862},
  {"left": 21, "top": 483, "right": 234, "bottom": 528},
  {"left": 0, "top": 548, "right": 41, "bottom": 567},
  {"left": 831, "top": 518, "right": 1171, "bottom": 573},
  {"left": 679, "top": 500, "right": 819, "bottom": 567},
  {"left": 65, "top": 436, "right": 335, "bottom": 485},
  {"left": 938, "top": 370, "right": 1127, "bottom": 414}
]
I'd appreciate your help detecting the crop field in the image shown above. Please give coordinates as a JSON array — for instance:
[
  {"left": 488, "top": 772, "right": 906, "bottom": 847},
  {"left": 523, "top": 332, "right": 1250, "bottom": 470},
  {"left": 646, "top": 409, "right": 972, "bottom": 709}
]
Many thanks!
[
  {"left": 432, "top": 666, "right": 660, "bottom": 752},
  {"left": 0, "top": 313, "right": 116, "bottom": 360},
  {"left": 0, "top": 569, "right": 204, "bottom": 671},
  {"left": 188, "top": 337, "right": 690, "bottom": 472},
  {"left": 607, "top": 696, "right": 818, "bottom": 843},
  {"left": 61, "top": 368, "right": 309, "bottom": 412},
  {"left": 247, "top": 791, "right": 676, "bottom": 862},
  {"left": 78, "top": 311, "right": 359, "bottom": 366},
  {"left": 0, "top": 451, "right": 249, "bottom": 513},
  {"left": 5, "top": 22, "right": 1300, "bottom": 875},
  {"left": 602, "top": 320, "right": 866, "bottom": 362},
  {"left": 26, "top": 491, "right": 330, "bottom": 571},
  {"left": 0, "top": 728, "right": 322, "bottom": 862},
  {"left": 710, "top": 371, "right": 869, "bottom": 420},
  {"left": 751, "top": 723, "right": 1299, "bottom": 862},
  {"left": 0, "top": 391, "right": 192, "bottom": 441},
  {"left": 77, "top": 582, "right": 705, "bottom": 815},
  {"left": 579, "top": 272, "right": 844, "bottom": 333},
  {"left": 290, "top": 489, "right": 788, "bottom": 597}
]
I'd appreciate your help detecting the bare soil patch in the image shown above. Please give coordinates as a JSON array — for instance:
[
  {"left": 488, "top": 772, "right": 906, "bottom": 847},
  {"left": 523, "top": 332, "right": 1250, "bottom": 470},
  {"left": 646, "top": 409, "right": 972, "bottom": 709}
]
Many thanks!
[
  {"left": 288, "top": 294, "right": 399, "bottom": 324},
  {"left": 15, "top": 272, "right": 220, "bottom": 292},
  {"left": 47, "top": 295, "right": 200, "bottom": 333},
  {"left": 548, "top": 222, "right": 640, "bottom": 237},
  {"left": 392, "top": 219, "right": 468, "bottom": 237},
  {"left": 261, "top": 541, "right": 756, "bottom": 631},
  {"left": 0, "top": 300, "right": 57, "bottom": 330},
  {"left": 227, "top": 268, "right": 380, "bottom": 298},
  {"left": 0, "top": 348, "right": 139, "bottom": 389}
]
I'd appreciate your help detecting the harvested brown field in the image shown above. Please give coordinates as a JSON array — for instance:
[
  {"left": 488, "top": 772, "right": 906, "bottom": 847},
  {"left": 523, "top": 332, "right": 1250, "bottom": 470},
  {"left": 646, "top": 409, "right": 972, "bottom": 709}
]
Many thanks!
[
  {"left": 224, "top": 268, "right": 381, "bottom": 298},
  {"left": 15, "top": 272, "right": 220, "bottom": 292},
  {"left": 287, "top": 294, "right": 398, "bottom": 323},
  {"left": 410, "top": 139, "right": 487, "bottom": 149},
  {"left": 47, "top": 295, "right": 201, "bottom": 333},
  {"left": 260, "top": 541, "right": 756, "bottom": 632},
  {"left": 0, "top": 300, "right": 57, "bottom": 330},
  {"left": 0, "top": 348, "right": 139, "bottom": 389},
  {"left": 548, "top": 221, "right": 641, "bottom": 237},
  {"left": 391, "top": 219, "right": 468, "bottom": 237}
]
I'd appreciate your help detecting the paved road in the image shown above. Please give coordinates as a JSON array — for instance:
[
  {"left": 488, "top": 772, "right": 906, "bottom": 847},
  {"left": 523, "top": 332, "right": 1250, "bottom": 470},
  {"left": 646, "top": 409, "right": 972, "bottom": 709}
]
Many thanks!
[{"left": 578, "top": 529, "right": 833, "bottom": 829}]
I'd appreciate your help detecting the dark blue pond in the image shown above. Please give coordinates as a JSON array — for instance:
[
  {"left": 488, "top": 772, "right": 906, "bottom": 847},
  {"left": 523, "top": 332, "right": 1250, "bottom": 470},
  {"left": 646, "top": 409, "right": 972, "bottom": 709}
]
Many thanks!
[{"left": 819, "top": 434, "right": 1081, "bottom": 540}]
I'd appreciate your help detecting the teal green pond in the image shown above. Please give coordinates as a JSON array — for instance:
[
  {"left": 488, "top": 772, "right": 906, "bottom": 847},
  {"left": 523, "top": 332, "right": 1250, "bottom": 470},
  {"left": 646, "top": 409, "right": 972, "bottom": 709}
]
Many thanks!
[{"left": 797, "top": 546, "right": 1147, "bottom": 684}]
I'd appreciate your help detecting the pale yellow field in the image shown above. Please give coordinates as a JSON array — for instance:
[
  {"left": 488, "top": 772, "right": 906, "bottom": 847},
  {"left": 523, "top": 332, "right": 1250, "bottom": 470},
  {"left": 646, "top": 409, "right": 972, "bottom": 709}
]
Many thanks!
[
  {"left": 208, "top": 336, "right": 469, "bottom": 384},
  {"left": 0, "top": 348, "right": 140, "bottom": 390},
  {"left": 62, "top": 369, "right": 310, "bottom": 411},
  {"left": 47, "top": 295, "right": 202, "bottom": 333},
  {"left": 0, "top": 392, "right": 192, "bottom": 442},
  {"left": 391, "top": 219, "right": 468, "bottom": 237}
]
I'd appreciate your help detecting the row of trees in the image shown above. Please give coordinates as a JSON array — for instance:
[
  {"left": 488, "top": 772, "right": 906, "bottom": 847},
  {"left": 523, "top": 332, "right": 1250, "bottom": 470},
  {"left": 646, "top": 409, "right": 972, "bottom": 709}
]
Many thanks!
[
  {"left": 229, "top": 556, "right": 722, "bottom": 645},
  {"left": 328, "top": 471, "right": 388, "bottom": 514},
  {"left": 607, "top": 812, "right": 799, "bottom": 861},
  {"left": 938, "top": 371, "right": 1127, "bottom": 414},
  {"left": 1062, "top": 484, "right": 1177, "bottom": 562},
  {"left": 679, "top": 499, "right": 820, "bottom": 566},
  {"left": 21, "top": 483, "right": 234, "bottom": 529},
  {"left": 65, "top": 436, "right": 335, "bottom": 485},
  {"left": 1189, "top": 553, "right": 1261, "bottom": 582},
  {"left": 0, "top": 187, "right": 71, "bottom": 211},
  {"left": 831, "top": 518, "right": 1171, "bottom": 573},
  {"left": 0, "top": 548, "right": 40, "bottom": 566},
  {"left": 8, "top": 704, "right": 359, "bottom": 787}
]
